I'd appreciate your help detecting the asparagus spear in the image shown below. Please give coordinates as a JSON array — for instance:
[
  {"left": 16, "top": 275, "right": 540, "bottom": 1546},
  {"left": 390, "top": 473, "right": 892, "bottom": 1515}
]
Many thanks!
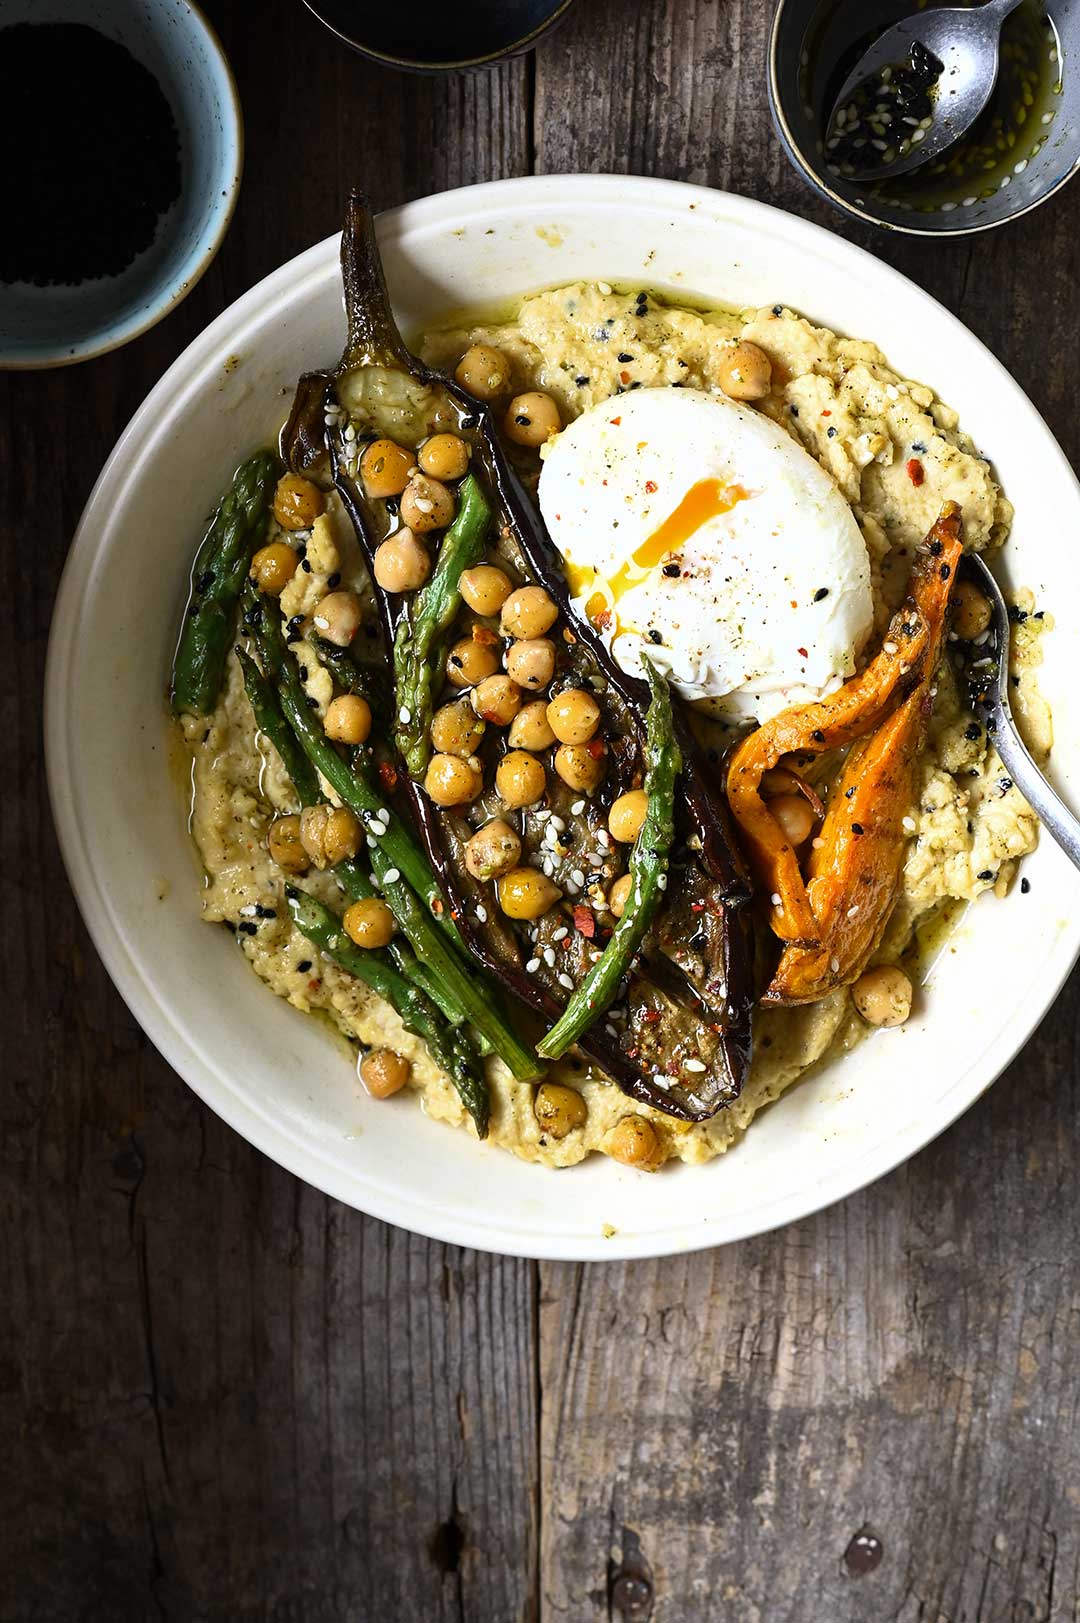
[
  {"left": 537, "top": 661, "right": 681, "bottom": 1061},
  {"left": 285, "top": 888, "right": 490, "bottom": 1138},
  {"left": 172, "top": 451, "right": 280, "bottom": 715},
  {"left": 236, "top": 646, "right": 321, "bottom": 806},
  {"left": 393, "top": 473, "right": 491, "bottom": 777}
]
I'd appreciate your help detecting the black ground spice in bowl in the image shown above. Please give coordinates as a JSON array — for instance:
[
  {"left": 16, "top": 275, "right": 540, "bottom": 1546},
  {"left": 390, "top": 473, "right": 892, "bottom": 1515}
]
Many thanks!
[{"left": 0, "top": 22, "right": 181, "bottom": 287}]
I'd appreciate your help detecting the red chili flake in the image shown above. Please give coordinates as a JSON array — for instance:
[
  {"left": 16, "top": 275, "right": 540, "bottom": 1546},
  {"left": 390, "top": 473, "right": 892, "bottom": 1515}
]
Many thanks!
[
  {"left": 797, "top": 646, "right": 808, "bottom": 659},
  {"left": 431, "top": 898, "right": 445, "bottom": 915},
  {"left": 642, "top": 1008, "right": 661, "bottom": 1024},
  {"left": 690, "top": 902, "right": 706, "bottom": 913},
  {"left": 586, "top": 739, "right": 606, "bottom": 759},
  {"left": 821, "top": 408, "right": 831, "bottom": 417},
  {"left": 472, "top": 624, "right": 499, "bottom": 647},
  {"left": 619, "top": 370, "right": 631, "bottom": 385},
  {"left": 790, "top": 600, "right": 798, "bottom": 609},
  {"left": 572, "top": 905, "right": 596, "bottom": 938},
  {"left": 906, "top": 457, "right": 925, "bottom": 486},
  {"left": 609, "top": 416, "right": 621, "bottom": 426},
  {"left": 377, "top": 762, "right": 398, "bottom": 792},
  {"left": 593, "top": 608, "right": 612, "bottom": 631},
  {"left": 644, "top": 480, "right": 658, "bottom": 494},
  {"left": 308, "top": 978, "right": 322, "bottom": 992}
]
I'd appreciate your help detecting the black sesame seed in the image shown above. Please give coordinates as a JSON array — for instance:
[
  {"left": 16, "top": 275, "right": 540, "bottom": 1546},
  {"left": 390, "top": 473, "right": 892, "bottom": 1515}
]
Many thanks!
[
  {"left": 827, "top": 426, "right": 837, "bottom": 438},
  {"left": 912, "top": 441, "right": 927, "bottom": 454},
  {"left": 929, "top": 539, "right": 943, "bottom": 557},
  {"left": 663, "top": 563, "right": 681, "bottom": 578},
  {"left": 1021, "top": 877, "right": 1031, "bottom": 894},
  {"left": 845, "top": 786, "right": 856, "bottom": 799},
  {"left": 287, "top": 615, "right": 304, "bottom": 636},
  {"left": 851, "top": 822, "right": 864, "bottom": 836},
  {"left": 811, "top": 729, "right": 825, "bottom": 743},
  {"left": 772, "top": 304, "right": 783, "bottom": 316},
  {"left": 648, "top": 629, "right": 663, "bottom": 644},
  {"left": 327, "top": 571, "right": 341, "bottom": 589},
  {"left": 977, "top": 869, "right": 994, "bottom": 882},
  {"left": 297, "top": 959, "right": 312, "bottom": 973},
  {"left": 964, "top": 722, "right": 982, "bottom": 741},
  {"left": 789, "top": 404, "right": 799, "bottom": 418},
  {"left": 1034, "top": 610, "right": 1045, "bottom": 621},
  {"left": 295, "top": 542, "right": 307, "bottom": 559},
  {"left": 575, "top": 375, "right": 590, "bottom": 387},
  {"left": 515, "top": 414, "right": 531, "bottom": 426},
  {"left": 298, "top": 665, "right": 308, "bottom": 681},
  {"left": 617, "top": 351, "right": 634, "bottom": 363},
  {"left": 460, "top": 414, "right": 479, "bottom": 430},
  {"left": 187, "top": 601, "right": 200, "bottom": 618},
  {"left": 939, "top": 563, "right": 951, "bottom": 580},
  {"left": 305, "top": 696, "right": 319, "bottom": 708},
  {"left": 1011, "top": 674, "right": 1020, "bottom": 688},
  {"left": 301, "top": 559, "right": 312, "bottom": 573},
  {"left": 195, "top": 570, "right": 214, "bottom": 594},
  {"left": 814, "top": 587, "right": 829, "bottom": 602},
  {"left": 449, "top": 654, "right": 463, "bottom": 668},
  {"left": 239, "top": 921, "right": 258, "bottom": 936},
  {"left": 630, "top": 381, "right": 643, "bottom": 389},
  {"left": 1008, "top": 604, "right": 1028, "bottom": 624}
]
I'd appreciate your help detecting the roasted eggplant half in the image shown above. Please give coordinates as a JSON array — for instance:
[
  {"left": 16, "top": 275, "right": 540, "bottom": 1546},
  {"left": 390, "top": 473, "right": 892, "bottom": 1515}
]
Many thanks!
[{"left": 282, "top": 194, "right": 755, "bottom": 1121}]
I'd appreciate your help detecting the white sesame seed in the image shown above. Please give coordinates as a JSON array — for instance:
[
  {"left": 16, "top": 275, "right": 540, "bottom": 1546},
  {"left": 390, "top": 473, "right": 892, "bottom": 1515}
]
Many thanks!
[
  {"left": 382, "top": 867, "right": 401, "bottom": 884},
  {"left": 240, "top": 904, "right": 257, "bottom": 917},
  {"left": 475, "top": 904, "right": 488, "bottom": 923},
  {"left": 571, "top": 799, "right": 586, "bottom": 815},
  {"left": 526, "top": 957, "right": 540, "bottom": 973},
  {"left": 771, "top": 892, "right": 782, "bottom": 907},
  {"left": 571, "top": 868, "right": 586, "bottom": 887},
  {"left": 598, "top": 280, "right": 613, "bottom": 295},
  {"left": 597, "top": 830, "right": 610, "bottom": 848},
  {"left": 399, "top": 705, "right": 411, "bottom": 723},
  {"left": 812, "top": 837, "right": 824, "bottom": 850},
  {"left": 883, "top": 641, "right": 898, "bottom": 654},
  {"left": 657, "top": 873, "right": 668, "bottom": 890},
  {"left": 550, "top": 816, "right": 566, "bottom": 833},
  {"left": 558, "top": 972, "right": 574, "bottom": 991},
  {"left": 344, "top": 423, "right": 357, "bottom": 442},
  {"left": 830, "top": 956, "right": 840, "bottom": 973},
  {"left": 684, "top": 1058, "right": 707, "bottom": 1074},
  {"left": 552, "top": 926, "right": 568, "bottom": 942},
  {"left": 847, "top": 905, "right": 859, "bottom": 918},
  {"left": 543, "top": 947, "right": 556, "bottom": 967},
  {"left": 366, "top": 835, "right": 377, "bottom": 849},
  {"left": 902, "top": 816, "right": 917, "bottom": 834}
]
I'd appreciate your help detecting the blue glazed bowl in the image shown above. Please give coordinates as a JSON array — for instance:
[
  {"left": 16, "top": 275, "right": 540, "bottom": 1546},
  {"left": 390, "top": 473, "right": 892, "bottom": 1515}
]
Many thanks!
[
  {"left": 301, "top": 0, "right": 578, "bottom": 72},
  {"left": 0, "top": 0, "right": 242, "bottom": 368}
]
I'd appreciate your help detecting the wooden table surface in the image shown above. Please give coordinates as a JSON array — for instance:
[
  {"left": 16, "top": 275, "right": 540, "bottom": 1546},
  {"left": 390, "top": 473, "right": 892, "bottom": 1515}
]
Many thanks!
[{"left": 6, "top": 1, "right": 1080, "bottom": 1617}]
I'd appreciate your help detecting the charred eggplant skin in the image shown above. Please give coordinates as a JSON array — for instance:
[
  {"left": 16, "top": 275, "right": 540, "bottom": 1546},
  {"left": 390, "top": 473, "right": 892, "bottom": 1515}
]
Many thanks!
[{"left": 281, "top": 192, "right": 755, "bottom": 1123}]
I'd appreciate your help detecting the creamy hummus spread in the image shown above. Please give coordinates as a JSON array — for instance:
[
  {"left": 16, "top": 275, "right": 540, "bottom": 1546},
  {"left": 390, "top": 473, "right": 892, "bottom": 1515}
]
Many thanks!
[{"left": 179, "top": 285, "right": 1048, "bottom": 1169}]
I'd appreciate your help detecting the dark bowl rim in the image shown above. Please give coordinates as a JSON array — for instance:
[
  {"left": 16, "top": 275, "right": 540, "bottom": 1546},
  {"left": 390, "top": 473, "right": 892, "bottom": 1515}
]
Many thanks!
[
  {"left": 766, "top": 0, "right": 1080, "bottom": 238},
  {"left": 300, "top": 0, "right": 578, "bottom": 71}
]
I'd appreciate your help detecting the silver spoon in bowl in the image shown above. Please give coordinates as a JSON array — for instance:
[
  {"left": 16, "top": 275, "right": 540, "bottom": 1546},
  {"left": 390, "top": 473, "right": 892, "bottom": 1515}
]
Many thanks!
[
  {"left": 827, "top": 0, "right": 1025, "bottom": 183},
  {"left": 959, "top": 552, "right": 1080, "bottom": 873}
]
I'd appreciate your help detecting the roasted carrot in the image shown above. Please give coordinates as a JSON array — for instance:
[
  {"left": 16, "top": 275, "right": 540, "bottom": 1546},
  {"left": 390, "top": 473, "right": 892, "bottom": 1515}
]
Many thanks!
[
  {"left": 765, "top": 503, "right": 963, "bottom": 1002},
  {"left": 726, "top": 600, "right": 929, "bottom": 943}
]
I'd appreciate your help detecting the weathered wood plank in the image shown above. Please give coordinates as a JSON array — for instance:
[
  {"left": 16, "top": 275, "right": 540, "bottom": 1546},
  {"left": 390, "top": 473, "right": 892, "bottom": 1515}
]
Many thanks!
[
  {"left": 535, "top": 1, "right": 1080, "bottom": 1618},
  {"left": 1, "top": 3, "right": 537, "bottom": 1618}
]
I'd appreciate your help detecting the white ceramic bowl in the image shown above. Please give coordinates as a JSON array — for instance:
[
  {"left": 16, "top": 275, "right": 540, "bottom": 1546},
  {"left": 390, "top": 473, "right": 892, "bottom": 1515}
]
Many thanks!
[{"left": 46, "top": 175, "right": 1080, "bottom": 1259}]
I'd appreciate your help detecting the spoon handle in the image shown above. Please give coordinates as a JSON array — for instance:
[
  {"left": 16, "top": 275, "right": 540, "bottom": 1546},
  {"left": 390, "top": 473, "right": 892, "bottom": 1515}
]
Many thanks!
[{"left": 962, "top": 551, "right": 1080, "bottom": 875}]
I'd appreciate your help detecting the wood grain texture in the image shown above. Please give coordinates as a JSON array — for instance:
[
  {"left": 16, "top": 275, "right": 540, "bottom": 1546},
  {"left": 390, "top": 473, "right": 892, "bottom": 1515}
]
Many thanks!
[{"left": 5, "top": 0, "right": 1080, "bottom": 1618}]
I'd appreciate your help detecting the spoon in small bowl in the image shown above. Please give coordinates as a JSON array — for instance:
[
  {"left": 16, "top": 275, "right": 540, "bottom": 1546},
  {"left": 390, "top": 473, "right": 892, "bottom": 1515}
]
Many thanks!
[
  {"left": 959, "top": 552, "right": 1080, "bottom": 873},
  {"left": 826, "top": 0, "right": 1025, "bottom": 183}
]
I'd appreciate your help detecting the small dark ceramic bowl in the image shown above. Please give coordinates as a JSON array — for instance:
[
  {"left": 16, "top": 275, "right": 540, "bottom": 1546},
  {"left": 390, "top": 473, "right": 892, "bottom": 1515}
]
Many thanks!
[
  {"left": 301, "top": 0, "right": 578, "bottom": 71},
  {"left": 769, "top": 0, "right": 1080, "bottom": 235}
]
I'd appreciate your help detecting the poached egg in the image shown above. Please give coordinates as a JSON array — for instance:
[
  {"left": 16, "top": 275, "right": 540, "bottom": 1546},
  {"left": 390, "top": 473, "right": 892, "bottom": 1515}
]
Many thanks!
[{"left": 537, "top": 387, "right": 873, "bottom": 722}]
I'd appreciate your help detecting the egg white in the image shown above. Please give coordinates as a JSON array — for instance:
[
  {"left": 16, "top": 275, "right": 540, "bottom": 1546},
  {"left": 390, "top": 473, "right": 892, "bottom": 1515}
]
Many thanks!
[{"left": 537, "top": 386, "right": 873, "bottom": 722}]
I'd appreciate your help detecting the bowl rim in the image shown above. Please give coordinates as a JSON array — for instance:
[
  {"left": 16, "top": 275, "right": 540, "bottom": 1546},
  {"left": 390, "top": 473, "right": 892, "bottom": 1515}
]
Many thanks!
[
  {"left": 299, "top": 0, "right": 577, "bottom": 72},
  {"left": 44, "top": 172, "right": 1080, "bottom": 1258},
  {"left": 766, "top": 0, "right": 1080, "bottom": 238},
  {"left": 2, "top": 0, "right": 243, "bottom": 370}
]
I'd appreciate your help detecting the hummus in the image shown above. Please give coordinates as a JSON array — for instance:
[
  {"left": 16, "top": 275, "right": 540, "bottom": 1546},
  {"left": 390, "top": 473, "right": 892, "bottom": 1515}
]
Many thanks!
[{"left": 180, "top": 285, "right": 1049, "bottom": 1170}]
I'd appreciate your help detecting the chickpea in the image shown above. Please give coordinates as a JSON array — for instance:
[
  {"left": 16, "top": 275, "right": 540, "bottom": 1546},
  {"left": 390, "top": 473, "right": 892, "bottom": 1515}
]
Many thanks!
[
  {"left": 504, "top": 391, "right": 562, "bottom": 448},
  {"left": 311, "top": 589, "right": 363, "bottom": 647},
  {"left": 430, "top": 699, "right": 485, "bottom": 757},
  {"left": 609, "top": 789, "right": 649, "bottom": 844},
  {"left": 359, "top": 437, "right": 413, "bottom": 499},
  {"left": 373, "top": 528, "right": 430, "bottom": 593},
  {"left": 497, "top": 867, "right": 562, "bottom": 920},
  {"left": 852, "top": 965, "right": 913, "bottom": 1028},
  {"left": 460, "top": 563, "right": 513, "bottom": 618},
  {"left": 343, "top": 897, "right": 396, "bottom": 950},
  {"left": 496, "top": 749, "right": 546, "bottom": 808},
  {"left": 717, "top": 340, "right": 772, "bottom": 402},
  {"left": 445, "top": 637, "right": 500, "bottom": 688},
  {"left": 324, "top": 694, "right": 372, "bottom": 745},
  {"left": 951, "top": 579, "right": 993, "bottom": 641},
  {"left": 250, "top": 540, "right": 298, "bottom": 596},
  {"left": 605, "top": 1115, "right": 664, "bottom": 1171},
  {"left": 506, "top": 637, "right": 556, "bottom": 691},
  {"left": 425, "top": 752, "right": 482, "bottom": 807},
  {"left": 509, "top": 700, "right": 557, "bottom": 752},
  {"left": 299, "top": 803, "right": 362, "bottom": 867},
  {"left": 608, "top": 873, "right": 633, "bottom": 918},
  {"left": 547, "top": 688, "right": 601, "bottom": 745},
  {"left": 273, "top": 472, "right": 324, "bottom": 531},
  {"left": 360, "top": 1048, "right": 411, "bottom": 1099},
  {"left": 472, "top": 674, "right": 523, "bottom": 727},
  {"left": 500, "top": 584, "right": 558, "bottom": 640},
  {"left": 464, "top": 819, "right": 522, "bottom": 881},
  {"left": 454, "top": 342, "right": 512, "bottom": 400},
  {"left": 267, "top": 813, "right": 309, "bottom": 874},
  {"left": 553, "top": 742, "right": 606, "bottom": 793},
  {"left": 419, "top": 432, "right": 469, "bottom": 481},
  {"left": 769, "top": 793, "right": 815, "bottom": 846},
  {"left": 534, "top": 1082, "right": 587, "bottom": 1139},
  {"left": 400, "top": 475, "right": 455, "bottom": 533}
]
